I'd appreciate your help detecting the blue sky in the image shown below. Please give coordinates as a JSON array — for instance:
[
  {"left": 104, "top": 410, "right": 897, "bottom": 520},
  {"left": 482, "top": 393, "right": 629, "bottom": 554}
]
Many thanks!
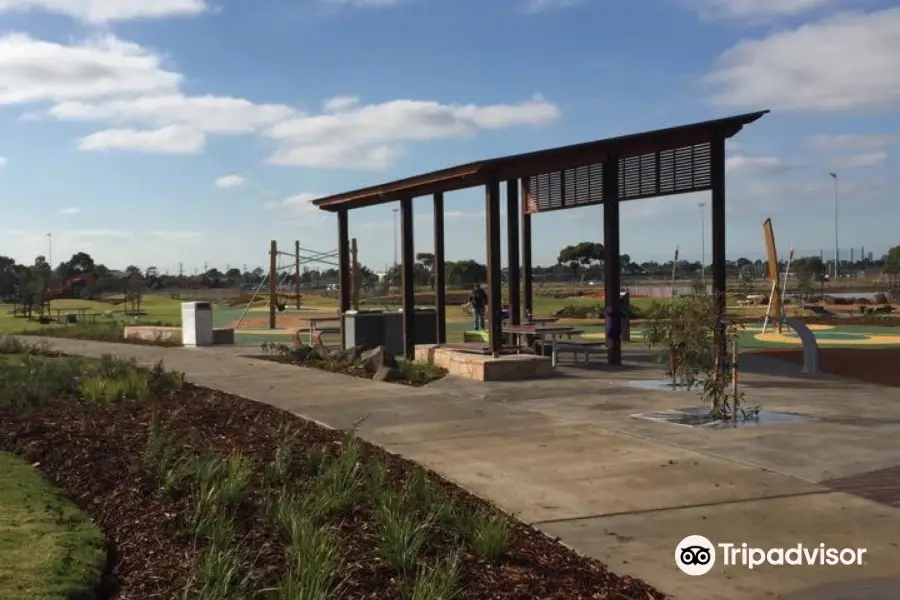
[{"left": 1, "top": 0, "right": 899, "bottom": 274}]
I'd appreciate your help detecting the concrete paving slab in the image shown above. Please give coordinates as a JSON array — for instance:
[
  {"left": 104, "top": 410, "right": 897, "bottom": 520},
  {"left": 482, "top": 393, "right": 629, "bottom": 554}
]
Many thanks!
[
  {"left": 541, "top": 491, "right": 900, "bottom": 600},
  {"left": 376, "top": 422, "right": 820, "bottom": 523}
]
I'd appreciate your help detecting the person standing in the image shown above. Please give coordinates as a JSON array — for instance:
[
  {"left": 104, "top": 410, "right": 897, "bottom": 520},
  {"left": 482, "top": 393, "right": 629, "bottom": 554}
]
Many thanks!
[{"left": 469, "top": 283, "right": 488, "bottom": 330}]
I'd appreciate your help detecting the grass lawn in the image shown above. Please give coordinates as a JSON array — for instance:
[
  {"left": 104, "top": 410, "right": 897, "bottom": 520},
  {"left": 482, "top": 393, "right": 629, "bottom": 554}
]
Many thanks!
[
  {"left": 0, "top": 338, "right": 664, "bottom": 599},
  {"left": 0, "top": 451, "right": 106, "bottom": 600},
  {"left": 0, "top": 294, "right": 183, "bottom": 335}
]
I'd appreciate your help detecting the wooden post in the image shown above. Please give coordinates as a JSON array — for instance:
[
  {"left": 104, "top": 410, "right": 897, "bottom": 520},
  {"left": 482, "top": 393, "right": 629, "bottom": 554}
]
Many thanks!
[
  {"left": 711, "top": 135, "right": 727, "bottom": 370},
  {"left": 337, "top": 210, "right": 351, "bottom": 314},
  {"left": 433, "top": 192, "right": 447, "bottom": 344},
  {"left": 520, "top": 180, "right": 533, "bottom": 320},
  {"left": 400, "top": 198, "right": 416, "bottom": 360},
  {"left": 294, "top": 240, "right": 301, "bottom": 309},
  {"left": 485, "top": 180, "right": 503, "bottom": 356},
  {"left": 350, "top": 237, "right": 360, "bottom": 310},
  {"left": 603, "top": 159, "right": 622, "bottom": 366},
  {"left": 269, "top": 240, "right": 277, "bottom": 329},
  {"left": 506, "top": 179, "right": 521, "bottom": 327}
]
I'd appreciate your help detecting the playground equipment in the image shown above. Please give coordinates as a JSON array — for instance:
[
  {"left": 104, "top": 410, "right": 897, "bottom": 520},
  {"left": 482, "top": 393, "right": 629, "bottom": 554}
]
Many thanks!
[
  {"left": 234, "top": 239, "right": 361, "bottom": 330},
  {"left": 760, "top": 218, "right": 821, "bottom": 374},
  {"left": 12, "top": 274, "right": 94, "bottom": 320}
]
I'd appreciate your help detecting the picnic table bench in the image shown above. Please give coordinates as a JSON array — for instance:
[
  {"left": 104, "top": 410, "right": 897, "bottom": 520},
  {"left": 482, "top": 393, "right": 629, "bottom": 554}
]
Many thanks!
[{"left": 552, "top": 339, "right": 607, "bottom": 365}]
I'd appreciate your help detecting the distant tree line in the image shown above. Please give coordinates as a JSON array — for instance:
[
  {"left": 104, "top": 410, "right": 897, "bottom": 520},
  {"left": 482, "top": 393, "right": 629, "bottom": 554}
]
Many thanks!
[{"left": 2, "top": 243, "right": 898, "bottom": 305}]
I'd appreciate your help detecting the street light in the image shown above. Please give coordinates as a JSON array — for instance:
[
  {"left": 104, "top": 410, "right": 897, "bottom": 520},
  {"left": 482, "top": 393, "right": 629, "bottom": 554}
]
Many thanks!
[
  {"left": 392, "top": 208, "right": 399, "bottom": 267},
  {"left": 46, "top": 233, "right": 52, "bottom": 271},
  {"left": 698, "top": 202, "right": 706, "bottom": 292},
  {"left": 829, "top": 172, "right": 839, "bottom": 278}
]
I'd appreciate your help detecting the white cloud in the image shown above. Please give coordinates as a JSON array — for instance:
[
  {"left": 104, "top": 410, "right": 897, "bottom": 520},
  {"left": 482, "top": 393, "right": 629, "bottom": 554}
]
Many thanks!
[
  {"left": 322, "top": 0, "right": 411, "bottom": 7},
  {"left": 689, "top": 0, "right": 838, "bottom": 20},
  {"left": 706, "top": 8, "right": 900, "bottom": 113},
  {"left": 265, "top": 94, "right": 561, "bottom": 170},
  {"left": 522, "top": 0, "right": 583, "bottom": 13},
  {"left": 264, "top": 193, "right": 323, "bottom": 214},
  {"left": 5, "top": 32, "right": 558, "bottom": 165},
  {"left": 215, "top": 174, "right": 247, "bottom": 188},
  {"left": 809, "top": 133, "right": 900, "bottom": 152},
  {"left": 830, "top": 152, "right": 888, "bottom": 168},
  {"left": 322, "top": 95, "right": 360, "bottom": 112},
  {"left": 58, "top": 207, "right": 80, "bottom": 215},
  {"left": 0, "top": 33, "right": 180, "bottom": 105},
  {"left": 50, "top": 94, "right": 295, "bottom": 134},
  {"left": 69, "top": 229, "right": 133, "bottom": 238},
  {"left": 0, "top": 0, "right": 207, "bottom": 23},
  {"left": 725, "top": 155, "right": 795, "bottom": 173},
  {"left": 147, "top": 230, "right": 204, "bottom": 239},
  {"left": 0, "top": 156, "right": 6, "bottom": 167},
  {"left": 0, "top": 32, "right": 294, "bottom": 155},
  {"left": 78, "top": 125, "right": 205, "bottom": 154}
]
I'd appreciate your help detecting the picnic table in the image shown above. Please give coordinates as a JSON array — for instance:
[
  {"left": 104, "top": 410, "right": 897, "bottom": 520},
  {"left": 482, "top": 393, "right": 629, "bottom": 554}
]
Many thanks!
[
  {"left": 51, "top": 307, "right": 90, "bottom": 323},
  {"left": 503, "top": 323, "right": 580, "bottom": 367},
  {"left": 298, "top": 316, "right": 342, "bottom": 347}
]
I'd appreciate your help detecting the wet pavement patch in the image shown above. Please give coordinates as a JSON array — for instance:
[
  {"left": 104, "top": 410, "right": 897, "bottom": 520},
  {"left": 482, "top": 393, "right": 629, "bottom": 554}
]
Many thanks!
[
  {"left": 623, "top": 379, "right": 753, "bottom": 392},
  {"left": 632, "top": 406, "right": 813, "bottom": 429}
]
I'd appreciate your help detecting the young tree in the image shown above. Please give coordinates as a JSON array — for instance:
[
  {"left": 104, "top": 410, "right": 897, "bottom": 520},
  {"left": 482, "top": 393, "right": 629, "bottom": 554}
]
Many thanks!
[{"left": 643, "top": 295, "right": 747, "bottom": 420}]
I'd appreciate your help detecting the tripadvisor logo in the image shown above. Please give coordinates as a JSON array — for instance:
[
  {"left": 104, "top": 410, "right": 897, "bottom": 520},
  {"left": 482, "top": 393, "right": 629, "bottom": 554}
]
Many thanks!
[{"left": 675, "top": 535, "right": 867, "bottom": 575}]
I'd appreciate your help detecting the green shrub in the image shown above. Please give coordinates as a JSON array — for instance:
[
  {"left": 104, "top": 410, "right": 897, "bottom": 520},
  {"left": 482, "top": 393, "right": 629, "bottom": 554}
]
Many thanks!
[
  {"left": 265, "top": 426, "right": 297, "bottom": 485},
  {"left": 553, "top": 303, "right": 601, "bottom": 319},
  {"left": 184, "top": 544, "right": 256, "bottom": 600},
  {"left": 139, "top": 416, "right": 186, "bottom": 492},
  {"left": 446, "top": 504, "right": 511, "bottom": 562},
  {"left": 274, "top": 524, "right": 344, "bottom": 600},
  {"left": 375, "top": 491, "right": 433, "bottom": 576},
  {"left": 148, "top": 360, "right": 186, "bottom": 393},
  {"left": 407, "top": 551, "right": 462, "bottom": 600}
]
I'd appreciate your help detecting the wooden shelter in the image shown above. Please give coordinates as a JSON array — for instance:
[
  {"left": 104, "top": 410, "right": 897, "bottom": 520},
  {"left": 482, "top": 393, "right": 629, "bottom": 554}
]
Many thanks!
[{"left": 313, "top": 110, "right": 769, "bottom": 364}]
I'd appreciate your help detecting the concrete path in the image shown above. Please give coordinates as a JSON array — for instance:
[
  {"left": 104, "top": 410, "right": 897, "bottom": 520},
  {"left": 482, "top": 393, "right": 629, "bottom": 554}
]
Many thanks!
[{"left": 16, "top": 337, "right": 900, "bottom": 600}]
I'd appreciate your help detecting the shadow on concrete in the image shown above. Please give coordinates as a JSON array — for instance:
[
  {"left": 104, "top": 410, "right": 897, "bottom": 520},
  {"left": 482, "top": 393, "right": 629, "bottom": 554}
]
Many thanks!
[{"left": 781, "top": 579, "right": 900, "bottom": 600}]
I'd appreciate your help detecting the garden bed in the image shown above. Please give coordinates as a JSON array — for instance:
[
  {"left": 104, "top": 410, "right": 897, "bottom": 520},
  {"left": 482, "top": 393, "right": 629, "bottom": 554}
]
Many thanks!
[
  {"left": 255, "top": 341, "right": 448, "bottom": 386},
  {"left": 0, "top": 341, "right": 664, "bottom": 600}
]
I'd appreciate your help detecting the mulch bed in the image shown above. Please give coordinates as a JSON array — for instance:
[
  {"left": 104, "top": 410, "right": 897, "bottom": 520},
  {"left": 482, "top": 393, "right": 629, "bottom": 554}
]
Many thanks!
[{"left": 0, "top": 384, "right": 664, "bottom": 600}]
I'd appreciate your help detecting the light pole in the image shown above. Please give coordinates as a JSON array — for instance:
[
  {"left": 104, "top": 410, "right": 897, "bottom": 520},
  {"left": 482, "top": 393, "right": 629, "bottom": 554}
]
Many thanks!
[
  {"left": 46, "top": 233, "right": 52, "bottom": 271},
  {"left": 829, "top": 172, "right": 839, "bottom": 278},
  {"left": 392, "top": 208, "right": 399, "bottom": 267},
  {"left": 698, "top": 202, "right": 706, "bottom": 292}
]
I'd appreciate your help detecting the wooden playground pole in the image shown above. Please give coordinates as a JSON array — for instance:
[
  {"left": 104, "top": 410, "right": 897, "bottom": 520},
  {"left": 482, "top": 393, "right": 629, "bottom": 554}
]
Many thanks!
[
  {"left": 269, "top": 240, "right": 277, "bottom": 329},
  {"left": 294, "top": 240, "right": 301, "bottom": 309},
  {"left": 350, "top": 238, "right": 360, "bottom": 310}
]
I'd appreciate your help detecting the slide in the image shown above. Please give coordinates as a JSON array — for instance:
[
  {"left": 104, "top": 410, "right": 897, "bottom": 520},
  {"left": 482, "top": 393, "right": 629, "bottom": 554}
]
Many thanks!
[{"left": 46, "top": 274, "right": 91, "bottom": 301}]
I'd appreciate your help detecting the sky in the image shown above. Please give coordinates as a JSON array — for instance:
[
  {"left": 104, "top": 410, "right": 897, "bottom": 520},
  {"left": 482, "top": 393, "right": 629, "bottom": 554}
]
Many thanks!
[{"left": 1, "top": 0, "right": 899, "bottom": 274}]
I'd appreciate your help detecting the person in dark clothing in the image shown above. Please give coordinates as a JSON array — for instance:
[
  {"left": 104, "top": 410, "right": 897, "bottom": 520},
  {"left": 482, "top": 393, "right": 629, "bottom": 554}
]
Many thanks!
[{"left": 469, "top": 284, "right": 488, "bottom": 330}]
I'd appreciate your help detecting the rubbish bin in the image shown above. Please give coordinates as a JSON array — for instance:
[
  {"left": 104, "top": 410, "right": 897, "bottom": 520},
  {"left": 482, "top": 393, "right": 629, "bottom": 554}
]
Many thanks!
[{"left": 182, "top": 301, "right": 213, "bottom": 347}]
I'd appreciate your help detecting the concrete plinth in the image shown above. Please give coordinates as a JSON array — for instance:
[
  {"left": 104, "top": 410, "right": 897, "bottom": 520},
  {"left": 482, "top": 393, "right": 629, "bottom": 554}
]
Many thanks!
[
  {"left": 123, "top": 326, "right": 181, "bottom": 344},
  {"left": 212, "top": 328, "right": 235, "bottom": 345},
  {"left": 415, "top": 344, "right": 552, "bottom": 381}
]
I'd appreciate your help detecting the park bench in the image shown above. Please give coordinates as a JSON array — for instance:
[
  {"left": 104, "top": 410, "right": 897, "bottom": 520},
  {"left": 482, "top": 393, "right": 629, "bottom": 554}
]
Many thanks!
[{"left": 552, "top": 339, "right": 607, "bottom": 365}]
